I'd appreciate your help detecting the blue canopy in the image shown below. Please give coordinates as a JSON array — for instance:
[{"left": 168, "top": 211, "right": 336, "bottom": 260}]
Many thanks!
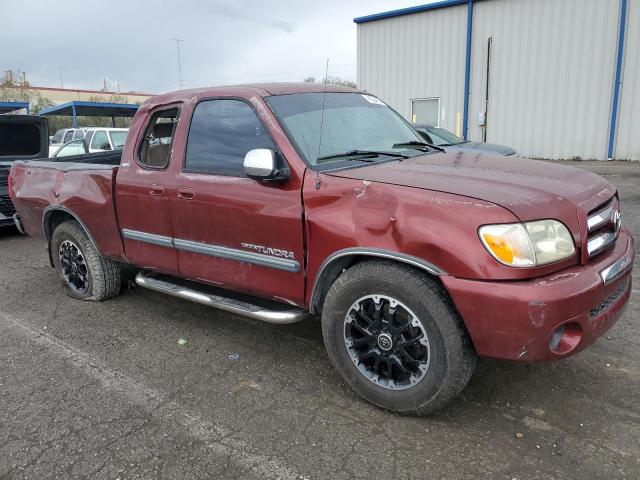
[
  {"left": 38, "top": 100, "right": 139, "bottom": 127},
  {"left": 0, "top": 101, "right": 30, "bottom": 114}
]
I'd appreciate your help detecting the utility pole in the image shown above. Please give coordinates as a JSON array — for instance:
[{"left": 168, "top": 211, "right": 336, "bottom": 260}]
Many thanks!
[
  {"left": 171, "top": 38, "right": 184, "bottom": 90},
  {"left": 57, "top": 66, "right": 65, "bottom": 88}
]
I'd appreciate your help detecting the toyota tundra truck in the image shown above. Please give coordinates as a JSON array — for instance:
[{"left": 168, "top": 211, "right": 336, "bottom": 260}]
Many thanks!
[{"left": 9, "top": 83, "right": 634, "bottom": 415}]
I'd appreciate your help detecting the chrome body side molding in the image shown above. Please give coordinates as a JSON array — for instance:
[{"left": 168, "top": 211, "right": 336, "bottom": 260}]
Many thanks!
[
  {"left": 121, "top": 228, "right": 174, "bottom": 248},
  {"left": 135, "top": 271, "right": 307, "bottom": 324},
  {"left": 173, "top": 238, "right": 300, "bottom": 272},
  {"left": 121, "top": 229, "right": 300, "bottom": 273}
]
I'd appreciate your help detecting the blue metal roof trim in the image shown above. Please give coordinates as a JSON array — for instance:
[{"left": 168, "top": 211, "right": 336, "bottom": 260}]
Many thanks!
[
  {"left": 354, "top": 0, "right": 471, "bottom": 24},
  {"left": 38, "top": 100, "right": 139, "bottom": 116}
]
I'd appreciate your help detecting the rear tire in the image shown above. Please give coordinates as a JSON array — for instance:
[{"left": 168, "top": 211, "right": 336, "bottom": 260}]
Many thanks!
[
  {"left": 51, "top": 221, "right": 121, "bottom": 301},
  {"left": 321, "top": 260, "right": 476, "bottom": 416}
]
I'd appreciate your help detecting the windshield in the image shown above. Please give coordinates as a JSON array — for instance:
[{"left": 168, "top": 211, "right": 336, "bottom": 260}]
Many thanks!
[
  {"left": 266, "top": 92, "right": 426, "bottom": 166},
  {"left": 424, "top": 127, "right": 466, "bottom": 146},
  {"left": 109, "top": 131, "right": 127, "bottom": 149}
]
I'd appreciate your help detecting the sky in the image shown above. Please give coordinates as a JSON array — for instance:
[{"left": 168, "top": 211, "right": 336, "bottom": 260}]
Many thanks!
[{"left": 0, "top": 0, "right": 427, "bottom": 94}]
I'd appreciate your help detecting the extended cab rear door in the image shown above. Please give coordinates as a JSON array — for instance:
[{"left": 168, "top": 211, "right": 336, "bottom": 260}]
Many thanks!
[
  {"left": 168, "top": 97, "right": 306, "bottom": 306},
  {"left": 115, "top": 106, "right": 181, "bottom": 275}
]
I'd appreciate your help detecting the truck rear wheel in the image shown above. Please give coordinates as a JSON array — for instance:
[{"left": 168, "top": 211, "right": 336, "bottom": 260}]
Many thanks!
[
  {"left": 51, "top": 221, "right": 121, "bottom": 301},
  {"left": 321, "top": 260, "right": 476, "bottom": 416}
]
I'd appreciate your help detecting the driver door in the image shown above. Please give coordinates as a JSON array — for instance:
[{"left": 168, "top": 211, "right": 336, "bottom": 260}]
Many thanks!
[{"left": 168, "top": 98, "right": 306, "bottom": 306}]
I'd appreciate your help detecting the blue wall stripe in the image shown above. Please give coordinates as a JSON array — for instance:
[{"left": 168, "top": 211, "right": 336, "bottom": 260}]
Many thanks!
[
  {"left": 462, "top": 0, "right": 474, "bottom": 140},
  {"left": 607, "top": 0, "right": 628, "bottom": 160}
]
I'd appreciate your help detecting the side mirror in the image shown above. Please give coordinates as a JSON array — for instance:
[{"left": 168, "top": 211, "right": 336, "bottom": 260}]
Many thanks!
[{"left": 243, "top": 149, "right": 289, "bottom": 182}]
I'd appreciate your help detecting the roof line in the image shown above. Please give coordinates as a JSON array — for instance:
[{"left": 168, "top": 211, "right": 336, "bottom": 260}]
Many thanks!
[
  {"left": 7, "top": 85, "right": 153, "bottom": 96},
  {"left": 354, "top": 0, "right": 472, "bottom": 24}
]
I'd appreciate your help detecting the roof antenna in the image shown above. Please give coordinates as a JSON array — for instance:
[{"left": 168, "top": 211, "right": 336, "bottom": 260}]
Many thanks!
[{"left": 315, "top": 58, "right": 329, "bottom": 190}]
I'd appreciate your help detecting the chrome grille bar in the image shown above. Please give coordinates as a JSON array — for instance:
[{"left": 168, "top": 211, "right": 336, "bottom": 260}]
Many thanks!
[{"left": 587, "top": 199, "right": 615, "bottom": 232}]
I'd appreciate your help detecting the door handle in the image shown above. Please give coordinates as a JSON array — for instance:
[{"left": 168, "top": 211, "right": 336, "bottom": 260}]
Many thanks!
[
  {"left": 149, "top": 185, "right": 165, "bottom": 196},
  {"left": 177, "top": 187, "right": 195, "bottom": 200}
]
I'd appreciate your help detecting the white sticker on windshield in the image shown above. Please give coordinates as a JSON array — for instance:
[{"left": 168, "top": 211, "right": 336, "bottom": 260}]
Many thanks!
[{"left": 361, "top": 94, "right": 386, "bottom": 106}]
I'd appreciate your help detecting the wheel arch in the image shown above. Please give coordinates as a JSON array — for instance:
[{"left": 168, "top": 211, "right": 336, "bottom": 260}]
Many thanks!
[
  {"left": 309, "top": 248, "right": 446, "bottom": 314},
  {"left": 43, "top": 206, "right": 102, "bottom": 267}
]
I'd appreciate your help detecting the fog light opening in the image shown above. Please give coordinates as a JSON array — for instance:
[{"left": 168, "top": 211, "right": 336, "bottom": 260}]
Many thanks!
[{"left": 549, "top": 322, "right": 582, "bottom": 355}]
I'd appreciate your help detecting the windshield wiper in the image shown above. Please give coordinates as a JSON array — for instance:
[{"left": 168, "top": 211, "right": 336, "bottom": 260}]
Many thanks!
[
  {"left": 392, "top": 140, "right": 444, "bottom": 152},
  {"left": 317, "top": 150, "right": 408, "bottom": 163}
]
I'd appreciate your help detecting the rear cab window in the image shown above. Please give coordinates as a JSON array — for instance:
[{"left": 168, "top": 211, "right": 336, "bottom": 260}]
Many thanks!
[{"left": 184, "top": 99, "right": 275, "bottom": 175}]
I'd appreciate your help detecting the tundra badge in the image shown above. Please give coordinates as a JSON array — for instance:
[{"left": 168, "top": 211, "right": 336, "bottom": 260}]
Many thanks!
[{"left": 241, "top": 243, "right": 295, "bottom": 260}]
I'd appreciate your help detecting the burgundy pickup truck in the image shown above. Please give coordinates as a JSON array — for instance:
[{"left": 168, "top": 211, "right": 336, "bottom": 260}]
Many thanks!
[{"left": 9, "top": 83, "right": 634, "bottom": 415}]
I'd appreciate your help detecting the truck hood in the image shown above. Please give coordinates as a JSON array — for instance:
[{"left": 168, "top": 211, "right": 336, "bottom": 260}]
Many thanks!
[{"left": 327, "top": 151, "right": 611, "bottom": 220}]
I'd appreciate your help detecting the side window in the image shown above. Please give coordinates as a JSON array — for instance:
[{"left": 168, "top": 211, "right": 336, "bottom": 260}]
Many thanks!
[
  {"left": 184, "top": 99, "right": 274, "bottom": 175},
  {"left": 91, "top": 131, "right": 111, "bottom": 150},
  {"left": 63, "top": 131, "right": 74, "bottom": 143},
  {"left": 138, "top": 108, "right": 179, "bottom": 169},
  {"left": 84, "top": 130, "right": 94, "bottom": 146},
  {"left": 73, "top": 130, "right": 85, "bottom": 140}
]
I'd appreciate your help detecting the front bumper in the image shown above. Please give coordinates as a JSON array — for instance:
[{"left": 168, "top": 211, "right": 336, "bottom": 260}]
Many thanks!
[{"left": 442, "top": 228, "right": 634, "bottom": 362}]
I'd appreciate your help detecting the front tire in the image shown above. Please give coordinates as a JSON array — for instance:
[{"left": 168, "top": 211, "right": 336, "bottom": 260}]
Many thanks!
[
  {"left": 321, "top": 260, "right": 476, "bottom": 416},
  {"left": 51, "top": 221, "right": 121, "bottom": 301}
]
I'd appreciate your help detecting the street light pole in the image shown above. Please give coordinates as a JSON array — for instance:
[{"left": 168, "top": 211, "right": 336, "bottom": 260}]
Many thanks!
[{"left": 172, "top": 38, "right": 184, "bottom": 90}]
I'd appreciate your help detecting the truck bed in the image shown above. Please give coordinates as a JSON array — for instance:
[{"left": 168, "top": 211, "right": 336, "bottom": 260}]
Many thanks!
[{"left": 10, "top": 159, "right": 126, "bottom": 261}]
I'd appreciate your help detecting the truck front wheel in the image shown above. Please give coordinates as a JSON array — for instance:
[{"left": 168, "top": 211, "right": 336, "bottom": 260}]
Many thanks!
[
  {"left": 51, "top": 221, "right": 121, "bottom": 301},
  {"left": 321, "top": 260, "right": 476, "bottom": 416}
]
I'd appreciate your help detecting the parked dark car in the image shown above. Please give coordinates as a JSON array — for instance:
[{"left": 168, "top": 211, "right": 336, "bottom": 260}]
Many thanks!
[
  {"left": 413, "top": 124, "right": 518, "bottom": 156},
  {"left": 0, "top": 115, "right": 49, "bottom": 228}
]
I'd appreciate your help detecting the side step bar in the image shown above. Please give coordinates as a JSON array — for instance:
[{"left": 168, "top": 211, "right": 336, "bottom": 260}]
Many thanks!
[{"left": 135, "top": 271, "right": 308, "bottom": 324}]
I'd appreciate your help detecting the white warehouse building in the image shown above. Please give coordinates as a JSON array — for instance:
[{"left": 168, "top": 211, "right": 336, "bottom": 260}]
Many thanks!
[{"left": 355, "top": 0, "right": 640, "bottom": 161}]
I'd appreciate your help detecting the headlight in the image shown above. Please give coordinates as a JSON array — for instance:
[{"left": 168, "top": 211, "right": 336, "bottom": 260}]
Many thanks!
[{"left": 479, "top": 220, "right": 575, "bottom": 267}]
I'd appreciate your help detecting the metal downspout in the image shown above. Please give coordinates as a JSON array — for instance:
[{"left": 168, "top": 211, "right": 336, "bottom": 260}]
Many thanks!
[
  {"left": 462, "top": 0, "right": 474, "bottom": 140},
  {"left": 607, "top": 0, "right": 628, "bottom": 160}
]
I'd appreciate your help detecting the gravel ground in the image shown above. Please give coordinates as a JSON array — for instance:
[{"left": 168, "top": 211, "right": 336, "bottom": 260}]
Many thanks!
[{"left": 0, "top": 161, "right": 638, "bottom": 479}]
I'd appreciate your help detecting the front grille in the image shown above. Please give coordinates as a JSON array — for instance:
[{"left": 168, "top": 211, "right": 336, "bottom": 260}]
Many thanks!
[
  {"left": 589, "top": 279, "right": 629, "bottom": 319},
  {"left": 586, "top": 198, "right": 620, "bottom": 258},
  {"left": 0, "top": 195, "right": 16, "bottom": 217}
]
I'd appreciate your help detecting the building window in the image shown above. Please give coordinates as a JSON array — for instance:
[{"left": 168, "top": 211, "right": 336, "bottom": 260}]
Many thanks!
[{"left": 411, "top": 98, "right": 440, "bottom": 126}]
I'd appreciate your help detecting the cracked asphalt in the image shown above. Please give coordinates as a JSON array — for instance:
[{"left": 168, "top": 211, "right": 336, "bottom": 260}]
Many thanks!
[{"left": 0, "top": 161, "right": 638, "bottom": 480}]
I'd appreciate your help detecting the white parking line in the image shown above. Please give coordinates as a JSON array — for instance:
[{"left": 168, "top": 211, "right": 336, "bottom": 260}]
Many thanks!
[{"left": 0, "top": 310, "right": 305, "bottom": 480}]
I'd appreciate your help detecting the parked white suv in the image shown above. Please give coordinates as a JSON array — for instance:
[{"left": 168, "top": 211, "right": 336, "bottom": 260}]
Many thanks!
[
  {"left": 49, "top": 128, "right": 87, "bottom": 156},
  {"left": 83, "top": 128, "right": 128, "bottom": 153}
]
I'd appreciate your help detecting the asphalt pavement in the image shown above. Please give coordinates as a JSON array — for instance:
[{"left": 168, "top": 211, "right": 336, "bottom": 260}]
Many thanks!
[{"left": 0, "top": 160, "right": 638, "bottom": 479}]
